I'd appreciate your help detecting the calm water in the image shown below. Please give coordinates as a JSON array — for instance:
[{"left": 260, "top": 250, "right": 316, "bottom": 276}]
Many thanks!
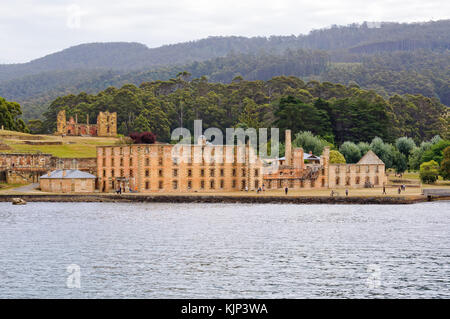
[{"left": 0, "top": 201, "right": 449, "bottom": 298}]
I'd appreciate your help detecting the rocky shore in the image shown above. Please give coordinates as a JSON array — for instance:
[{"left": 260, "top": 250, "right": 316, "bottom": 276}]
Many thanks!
[{"left": 0, "top": 193, "right": 439, "bottom": 204}]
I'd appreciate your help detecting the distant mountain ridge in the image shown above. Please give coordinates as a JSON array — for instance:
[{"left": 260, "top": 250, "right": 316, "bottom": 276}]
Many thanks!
[{"left": 0, "top": 19, "right": 449, "bottom": 120}]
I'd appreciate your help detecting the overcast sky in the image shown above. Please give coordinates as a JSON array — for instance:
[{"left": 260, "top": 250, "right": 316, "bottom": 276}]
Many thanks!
[{"left": 0, "top": 0, "right": 448, "bottom": 64}]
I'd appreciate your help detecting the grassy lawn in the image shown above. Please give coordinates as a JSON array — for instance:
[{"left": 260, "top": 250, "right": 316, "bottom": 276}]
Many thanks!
[{"left": 1, "top": 129, "right": 119, "bottom": 158}]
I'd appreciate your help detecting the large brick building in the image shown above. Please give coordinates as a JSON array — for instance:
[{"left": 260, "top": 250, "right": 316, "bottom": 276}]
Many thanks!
[
  {"left": 56, "top": 110, "right": 117, "bottom": 137},
  {"left": 96, "top": 140, "right": 264, "bottom": 193}
]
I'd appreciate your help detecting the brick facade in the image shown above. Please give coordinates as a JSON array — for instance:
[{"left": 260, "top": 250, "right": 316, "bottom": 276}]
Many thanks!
[{"left": 97, "top": 143, "right": 264, "bottom": 193}]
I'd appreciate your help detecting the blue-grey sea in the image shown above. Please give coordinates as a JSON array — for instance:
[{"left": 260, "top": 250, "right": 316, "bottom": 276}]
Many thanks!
[{"left": 0, "top": 201, "right": 449, "bottom": 298}]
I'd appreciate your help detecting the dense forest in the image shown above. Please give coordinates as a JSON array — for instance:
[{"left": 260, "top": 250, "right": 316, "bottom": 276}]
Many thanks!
[
  {"left": 38, "top": 75, "right": 448, "bottom": 145},
  {"left": 0, "top": 20, "right": 448, "bottom": 121},
  {"left": 0, "top": 96, "right": 28, "bottom": 132}
]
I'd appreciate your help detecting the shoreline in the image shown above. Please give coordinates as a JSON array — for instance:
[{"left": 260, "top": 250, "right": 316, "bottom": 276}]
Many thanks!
[{"left": 1, "top": 193, "right": 448, "bottom": 204}]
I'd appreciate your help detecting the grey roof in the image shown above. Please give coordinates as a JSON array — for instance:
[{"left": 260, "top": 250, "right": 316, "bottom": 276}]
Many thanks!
[
  {"left": 40, "top": 169, "right": 96, "bottom": 179},
  {"left": 304, "top": 153, "right": 320, "bottom": 160},
  {"left": 357, "top": 150, "right": 384, "bottom": 165}
]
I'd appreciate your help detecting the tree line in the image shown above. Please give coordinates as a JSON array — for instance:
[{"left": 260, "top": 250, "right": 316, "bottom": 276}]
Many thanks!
[{"left": 36, "top": 75, "right": 447, "bottom": 144}]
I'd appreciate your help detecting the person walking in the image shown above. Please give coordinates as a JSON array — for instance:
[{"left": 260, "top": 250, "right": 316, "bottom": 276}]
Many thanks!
[
  {"left": 285, "top": 187, "right": 288, "bottom": 195},
  {"left": 382, "top": 186, "right": 387, "bottom": 195},
  {"left": 398, "top": 186, "right": 401, "bottom": 194},
  {"left": 345, "top": 189, "right": 349, "bottom": 196}
]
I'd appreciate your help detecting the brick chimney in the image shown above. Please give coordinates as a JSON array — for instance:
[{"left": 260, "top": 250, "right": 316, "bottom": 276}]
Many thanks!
[{"left": 285, "top": 130, "right": 292, "bottom": 166}]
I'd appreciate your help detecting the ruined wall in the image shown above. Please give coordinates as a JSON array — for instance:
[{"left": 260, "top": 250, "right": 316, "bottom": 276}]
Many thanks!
[
  {"left": 56, "top": 110, "right": 115, "bottom": 137},
  {"left": 0, "top": 153, "right": 53, "bottom": 184},
  {"left": 51, "top": 157, "right": 97, "bottom": 175},
  {"left": 56, "top": 110, "right": 66, "bottom": 135},
  {"left": 97, "top": 112, "right": 117, "bottom": 137}
]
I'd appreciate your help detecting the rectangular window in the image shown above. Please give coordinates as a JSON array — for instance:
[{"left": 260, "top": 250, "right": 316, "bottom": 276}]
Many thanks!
[
  {"left": 232, "top": 180, "right": 236, "bottom": 188},
  {"left": 187, "top": 169, "right": 192, "bottom": 177},
  {"left": 241, "top": 169, "right": 246, "bottom": 177},
  {"left": 158, "top": 157, "right": 163, "bottom": 165},
  {"left": 145, "top": 158, "right": 150, "bottom": 166},
  {"left": 220, "top": 169, "right": 224, "bottom": 177},
  {"left": 145, "top": 169, "right": 150, "bottom": 177},
  {"left": 220, "top": 180, "right": 224, "bottom": 188},
  {"left": 111, "top": 158, "right": 114, "bottom": 166},
  {"left": 173, "top": 169, "right": 178, "bottom": 177},
  {"left": 200, "top": 180, "right": 205, "bottom": 189},
  {"left": 130, "top": 169, "right": 133, "bottom": 177},
  {"left": 145, "top": 181, "right": 150, "bottom": 190},
  {"left": 187, "top": 180, "right": 192, "bottom": 189},
  {"left": 254, "top": 169, "right": 259, "bottom": 177},
  {"left": 130, "top": 158, "right": 133, "bottom": 166},
  {"left": 120, "top": 158, "right": 123, "bottom": 166},
  {"left": 111, "top": 169, "right": 115, "bottom": 177},
  {"left": 158, "top": 169, "right": 163, "bottom": 177},
  {"left": 200, "top": 169, "right": 205, "bottom": 177},
  {"left": 210, "top": 169, "right": 215, "bottom": 177},
  {"left": 210, "top": 180, "right": 215, "bottom": 189},
  {"left": 102, "top": 158, "right": 106, "bottom": 166},
  {"left": 173, "top": 180, "right": 178, "bottom": 189},
  {"left": 158, "top": 181, "right": 163, "bottom": 189},
  {"left": 232, "top": 169, "right": 236, "bottom": 177}
]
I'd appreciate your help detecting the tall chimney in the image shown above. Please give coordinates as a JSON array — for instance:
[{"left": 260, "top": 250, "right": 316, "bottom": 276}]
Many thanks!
[{"left": 285, "top": 130, "right": 292, "bottom": 166}]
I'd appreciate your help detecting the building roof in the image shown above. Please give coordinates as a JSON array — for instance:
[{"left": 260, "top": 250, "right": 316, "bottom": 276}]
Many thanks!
[
  {"left": 357, "top": 150, "right": 384, "bottom": 165},
  {"left": 40, "top": 169, "right": 96, "bottom": 179},
  {"left": 304, "top": 154, "right": 320, "bottom": 160}
]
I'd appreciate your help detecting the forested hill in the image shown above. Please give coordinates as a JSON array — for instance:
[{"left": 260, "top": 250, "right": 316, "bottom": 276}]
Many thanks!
[
  {"left": 0, "top": 19, "right": 449, "bottom": 120},
  {"left": 1, "top": 20, "right": 448, "bottom": 82}
]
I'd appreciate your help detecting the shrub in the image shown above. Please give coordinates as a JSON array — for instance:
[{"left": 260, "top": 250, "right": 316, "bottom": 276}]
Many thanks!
[
  {"left": 419, "top": 160, "right": 439, "bottom": 184},
  {"left": 129, "top": 132, "right": 156, "bottom": 144},
  {"left": 329, "top": 150, "right": 346, "bottom": 164}
]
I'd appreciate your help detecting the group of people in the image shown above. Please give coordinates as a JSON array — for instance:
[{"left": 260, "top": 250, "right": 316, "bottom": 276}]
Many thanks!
[
  {"left": 116, "top": 186, "right": 138, "bottom": 194},
  {"left": 256, "top": 185, "right": 266, "bottom": 193},
  {"left": 397, "top": 184, "right": 407, "bottom": 194}
]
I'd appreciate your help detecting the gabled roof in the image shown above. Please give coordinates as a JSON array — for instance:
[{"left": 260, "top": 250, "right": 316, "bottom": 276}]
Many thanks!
[
  {"left": 357, "top": 150, "right": 384, "bottom": 165},
  {"left": 40, "top": 169, "right": 96, "bottom": 179},
  {"left": 304, "top": 154, "right": 320, "bottom": 160}
]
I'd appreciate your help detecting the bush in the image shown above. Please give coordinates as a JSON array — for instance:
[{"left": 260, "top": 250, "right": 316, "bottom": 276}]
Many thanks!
[
  {"left": 129, "top": 132, "right": 157, "bottom": 144},
  {"left": 419, "top": 160, "right": 440, "bottom": 184},
  {"left": 292, "top": 131, "right": 330, "bottom": 156},
  {"left": 440, "top": 146, "right": 450, "bottom": 180},
  {"left": 339, "top": 141, "right": 361, "bottom": 163},
  {"left": 329, "top": 150, "right": 346, "bottom": 164},
  {"left": 395, "top": 137, "right": 416, "bottom": 157}
]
